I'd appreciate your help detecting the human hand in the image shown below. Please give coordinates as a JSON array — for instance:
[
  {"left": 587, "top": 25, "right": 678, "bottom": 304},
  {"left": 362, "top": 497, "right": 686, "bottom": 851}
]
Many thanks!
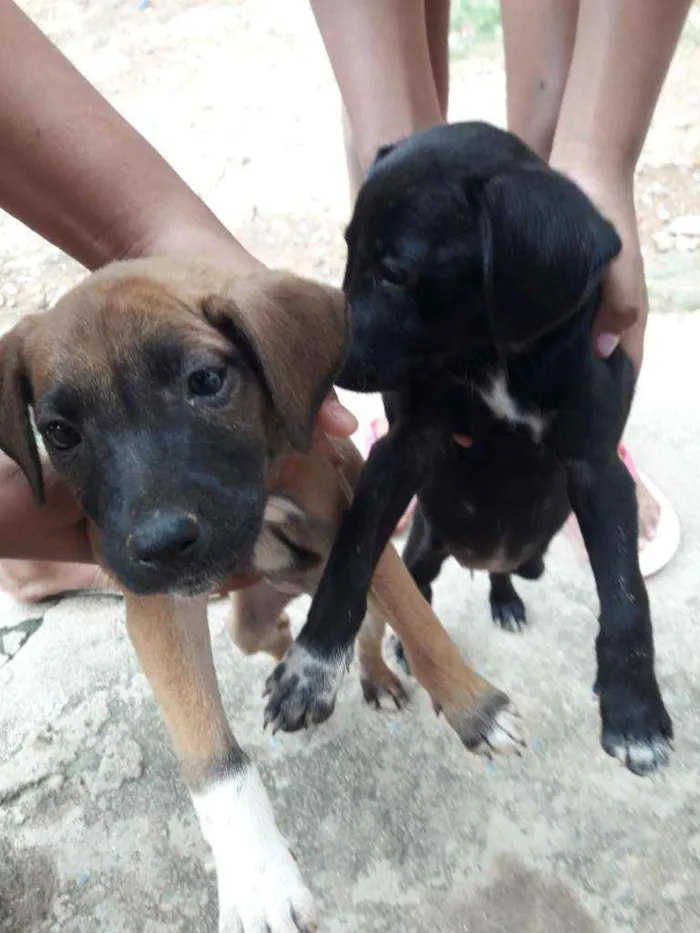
[{"left": 549, "top": 162, "right": 648, "bottom": 373}]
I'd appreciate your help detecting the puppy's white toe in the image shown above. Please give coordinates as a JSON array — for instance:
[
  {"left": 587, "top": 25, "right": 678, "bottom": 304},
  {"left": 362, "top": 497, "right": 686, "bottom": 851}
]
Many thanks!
[{"left": 482, "top": 704, "right": 526, "bottom": 754}]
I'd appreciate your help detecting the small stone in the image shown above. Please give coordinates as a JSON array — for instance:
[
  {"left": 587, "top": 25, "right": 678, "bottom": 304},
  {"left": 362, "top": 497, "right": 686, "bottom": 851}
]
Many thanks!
[
  {"left": 666, "top": 214, "right": 700, "bottom": 237},
  {"left": 1, "top": 630, "right": 28, "bottom": 657},
  {"left": 160, "top": 890, "right": 177, "bottom": 913},
  {"left": 688, "top": 833, "right": 700, "bottom": 861},
  {"left": 653, "top": 231, "right": 674, "bottom": 253},
  {"left": 675, "top": 234, "right": 699, "bottom": 253},
  {"left": 661, "top": 882, "right": 685, "bottom": 902},
  {"left": 673, "top": 116, "right": 694, "bottom": 130},
  {"left": 45, "top": 774, "right": 65, "bottom": 794},
  {"left": 87, "top": 732, "right": 143, "bottom": 799}
]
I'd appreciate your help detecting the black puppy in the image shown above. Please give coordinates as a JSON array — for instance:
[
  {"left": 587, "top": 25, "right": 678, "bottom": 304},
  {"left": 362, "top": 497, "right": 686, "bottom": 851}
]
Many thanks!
[{"left": 264, "top": 122, "right": 672, "bottom": 776}]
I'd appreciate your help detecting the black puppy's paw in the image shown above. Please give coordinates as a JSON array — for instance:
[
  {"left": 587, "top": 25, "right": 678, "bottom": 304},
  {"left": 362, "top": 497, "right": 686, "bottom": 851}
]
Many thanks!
[
  {"left": 489, "top": 590, "right": 527, "bottom": 633},
  {"left": 600, "top": 681, "right": 673, "bottom": 776},
  {"left": 263, "top": 641, "right": 352, "bottom": 733}
]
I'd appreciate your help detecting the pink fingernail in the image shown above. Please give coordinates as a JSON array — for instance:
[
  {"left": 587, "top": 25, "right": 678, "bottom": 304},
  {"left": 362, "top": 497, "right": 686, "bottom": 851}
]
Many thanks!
[
  {"left": 596, "top": 332, "right": 620, "bottom": 358},
  {"left": 328, "top": 400, "right": 358, "bottom": 433}
]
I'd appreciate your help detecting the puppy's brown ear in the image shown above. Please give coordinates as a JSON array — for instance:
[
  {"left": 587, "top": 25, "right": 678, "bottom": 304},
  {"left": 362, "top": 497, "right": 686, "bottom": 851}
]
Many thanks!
[
  {"left": 0, "top": 319, "right": 44, "bottom": 505},
  {"left": 202, "top": 272, "right": 349, "bottom": 451}
]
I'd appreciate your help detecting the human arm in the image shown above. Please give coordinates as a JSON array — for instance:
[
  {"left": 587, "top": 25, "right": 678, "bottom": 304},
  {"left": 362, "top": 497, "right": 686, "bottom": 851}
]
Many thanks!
[
  {"left": 549, "top": 0, "right": 692, "bottom": 369},
  {"left": 0, "top": 0, "right": 355, "bottom": 569}
]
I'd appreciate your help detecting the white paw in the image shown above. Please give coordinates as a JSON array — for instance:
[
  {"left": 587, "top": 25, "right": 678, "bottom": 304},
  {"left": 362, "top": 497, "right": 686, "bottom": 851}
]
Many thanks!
[
  {"left": 443, "top": 693, "right": 526, "bottom": 756},
  {"left": 193, "top": 765, "right": 318, "bottom": 933},
  {"left": 472, "top": 702, "right": 525, "bottom": 756}
]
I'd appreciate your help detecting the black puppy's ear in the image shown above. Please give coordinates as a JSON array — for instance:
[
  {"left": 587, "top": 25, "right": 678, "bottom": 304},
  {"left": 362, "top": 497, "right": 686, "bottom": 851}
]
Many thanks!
[
  {"left": 374, "top": 142, "right": 397, "bottom": 163},
  {"left": 0, "top": 319, "right": 44, "bottom": 505},
  {"left": 366, "top": 142, "right": 399, "bottom": 177},
  {"left": 475, "top": 166, "right": 622, "bottom": 344},
  {"left": 202, "top": 272, "right": 349, "bottom": 451}
]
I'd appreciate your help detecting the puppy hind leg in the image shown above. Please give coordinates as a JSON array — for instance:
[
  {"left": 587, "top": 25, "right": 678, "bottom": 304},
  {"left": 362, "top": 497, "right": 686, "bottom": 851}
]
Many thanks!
[
  {"left": 358, "top": 603, "right": 409, "bottom": 711},
  {"left": 489, "top": 573, "right": 527, "bottom": 633},
  {"left": 514, "top": 551, "right": 546, "bottom": 581},
  {"left": 396, "top": 506, "right": 448, "bottom": 673},
  {"left": 227, "top": 582, "right": 294, "bottom": 662},
  {"left": 402, "top": 504, "right": 447, "bottom": 604}
]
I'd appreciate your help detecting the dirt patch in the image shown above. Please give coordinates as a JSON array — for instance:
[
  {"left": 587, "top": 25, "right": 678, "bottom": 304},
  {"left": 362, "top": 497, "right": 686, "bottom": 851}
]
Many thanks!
[{"left": 0, "top": 841, "right": 58, "bottom": 933}]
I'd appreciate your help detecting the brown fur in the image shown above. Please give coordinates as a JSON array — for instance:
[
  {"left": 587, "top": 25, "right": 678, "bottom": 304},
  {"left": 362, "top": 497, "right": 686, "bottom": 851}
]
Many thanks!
[{"left": 0, "top": 257, "right": 516, "bottom": 790}]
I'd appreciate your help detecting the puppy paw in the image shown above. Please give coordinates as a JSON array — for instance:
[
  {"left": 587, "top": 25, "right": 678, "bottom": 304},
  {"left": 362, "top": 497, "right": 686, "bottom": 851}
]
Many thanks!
[
  {"left": 600, "top": 682, "right": 673, "bottom": 775},
  {"left": 489, "top": 591, "right": 527, "bottom": 633},
  {"left": 219, "top": 868, "right": 317, "bottom": 933},
  {"left": 194, "top": 767, "right": 318, "bottom": 933},
  {"left": 360, "top": 660, "right": 410, "bottom": 711},
  {"left": 439, "top": 691, "right": 526, "bottom": 757},
  {"left": 263, "top": 641, "right": 351, "bottom": 733}
]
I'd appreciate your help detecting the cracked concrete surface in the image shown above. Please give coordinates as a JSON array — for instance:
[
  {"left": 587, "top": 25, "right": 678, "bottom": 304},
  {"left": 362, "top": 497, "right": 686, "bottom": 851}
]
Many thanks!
[{"left": 1, "top": 311, "right": 699, "bottom": 932}]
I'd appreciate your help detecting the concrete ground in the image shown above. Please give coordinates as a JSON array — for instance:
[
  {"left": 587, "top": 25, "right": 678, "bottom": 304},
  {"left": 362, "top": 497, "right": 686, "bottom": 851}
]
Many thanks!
[
  {"left": 1, "top": 309, "right": 700, "bottom": 932},
  {"left": 2, "top": 2, "right": 700, "bottom": 931}
]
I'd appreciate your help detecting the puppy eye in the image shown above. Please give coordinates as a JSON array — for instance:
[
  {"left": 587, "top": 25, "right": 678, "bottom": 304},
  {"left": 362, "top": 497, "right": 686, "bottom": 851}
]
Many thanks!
[
  {"left": 43, "top": 420, "right": 82, "bottom": 451},
  {"left": 380, "top": 259, "right": 414, "bottom": 288},
  {"left": 188, "top": 367, "right": 227, "bottom": 398}
]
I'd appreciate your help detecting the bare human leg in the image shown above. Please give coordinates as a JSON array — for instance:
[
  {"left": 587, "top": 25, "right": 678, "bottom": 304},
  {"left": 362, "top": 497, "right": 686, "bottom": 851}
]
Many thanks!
[
  {"left": 317, "top": 0, "right": 451, "bottom": 534},
  {"left": 500, "top": 0, "right": 688, "bottom": 575}
]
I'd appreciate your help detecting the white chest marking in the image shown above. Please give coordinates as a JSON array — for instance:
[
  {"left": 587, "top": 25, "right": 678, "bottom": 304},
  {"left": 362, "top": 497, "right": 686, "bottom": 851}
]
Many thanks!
[{"left": 479, "top": 372, "right": 546, "bottom": 443}]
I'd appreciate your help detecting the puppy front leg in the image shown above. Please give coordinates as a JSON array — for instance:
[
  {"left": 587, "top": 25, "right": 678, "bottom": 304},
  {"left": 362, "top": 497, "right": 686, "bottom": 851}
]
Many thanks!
[
  {"left": 264, "top": 423, "right": 427, "bottom": 733},
  {"left": 124, "top": 594, "right": 317, "bottom": 932},
  {"left": 369, "top": 542, "right": 524, "bottom": 755},
  {"left": 567, "top": 458, "right": 673, "bottom": 775}
]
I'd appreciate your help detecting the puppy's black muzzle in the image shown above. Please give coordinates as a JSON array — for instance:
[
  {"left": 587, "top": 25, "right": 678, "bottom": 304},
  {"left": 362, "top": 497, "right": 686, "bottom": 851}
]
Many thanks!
[{"left": 102, "top": 488, "right": 265, "bottom": 596}]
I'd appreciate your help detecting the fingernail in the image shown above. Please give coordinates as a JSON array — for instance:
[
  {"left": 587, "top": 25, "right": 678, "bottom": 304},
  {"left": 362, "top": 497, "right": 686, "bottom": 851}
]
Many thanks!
[
  {"left": 595, "top": 332, "right": 620, "bottom": 358},
  {"left": 328, "top": 400, "right": 358, "bottom": 433}
]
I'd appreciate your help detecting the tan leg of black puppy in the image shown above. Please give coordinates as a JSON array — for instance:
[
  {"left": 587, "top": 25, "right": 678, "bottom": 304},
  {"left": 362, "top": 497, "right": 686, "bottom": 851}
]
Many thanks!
[{"left": 125, "top": 592, "right": 317, "bottom": 933}]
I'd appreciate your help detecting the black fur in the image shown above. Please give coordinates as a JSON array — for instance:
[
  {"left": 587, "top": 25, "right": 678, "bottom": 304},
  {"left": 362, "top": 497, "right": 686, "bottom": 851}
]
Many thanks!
[{"left": 274, "top": 122, "right": 672, "bottom": 774}]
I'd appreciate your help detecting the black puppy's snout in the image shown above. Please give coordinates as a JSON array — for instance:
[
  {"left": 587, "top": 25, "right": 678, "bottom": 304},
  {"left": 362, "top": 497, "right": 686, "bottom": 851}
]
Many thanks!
[{"left": 127, "top": 510, "right": 202, "bottom": 568}]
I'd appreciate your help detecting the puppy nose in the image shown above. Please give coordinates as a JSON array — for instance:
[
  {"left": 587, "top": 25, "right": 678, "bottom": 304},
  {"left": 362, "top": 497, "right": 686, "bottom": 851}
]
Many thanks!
[{"left": 128, "top": 511, "right": 202, "bottom": 567}]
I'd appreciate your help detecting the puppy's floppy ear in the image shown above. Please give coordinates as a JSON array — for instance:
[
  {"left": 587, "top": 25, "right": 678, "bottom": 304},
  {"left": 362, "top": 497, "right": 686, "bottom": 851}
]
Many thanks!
[
  {"left": 0, "top": 318, "right": 44, "bottom": 505},
  {"left": 367, "top": 141, "right": 399, "bottom": 177},
  {"left": 374, "top": 142, "right": 397, "bottom": 163},
  {"left": 474, "top": 165, "right": 622, "bottom": 344},
  {"left": 202, "top": 271, "right": 349, "bottom": 451}
]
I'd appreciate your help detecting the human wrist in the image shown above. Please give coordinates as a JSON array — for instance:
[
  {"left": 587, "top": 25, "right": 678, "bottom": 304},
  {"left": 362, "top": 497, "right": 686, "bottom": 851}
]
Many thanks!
[
  {"left": 111, "top": 213, "right": 262, "bottom": 276},
  {"left": 549, "top": 140, "right": 637, "bottom": 200}
]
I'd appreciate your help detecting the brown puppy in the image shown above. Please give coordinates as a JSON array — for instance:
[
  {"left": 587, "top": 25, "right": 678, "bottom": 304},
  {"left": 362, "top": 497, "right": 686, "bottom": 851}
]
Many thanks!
[{"left": 0, "top": 257, "right": 522, "bottom": 933}]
